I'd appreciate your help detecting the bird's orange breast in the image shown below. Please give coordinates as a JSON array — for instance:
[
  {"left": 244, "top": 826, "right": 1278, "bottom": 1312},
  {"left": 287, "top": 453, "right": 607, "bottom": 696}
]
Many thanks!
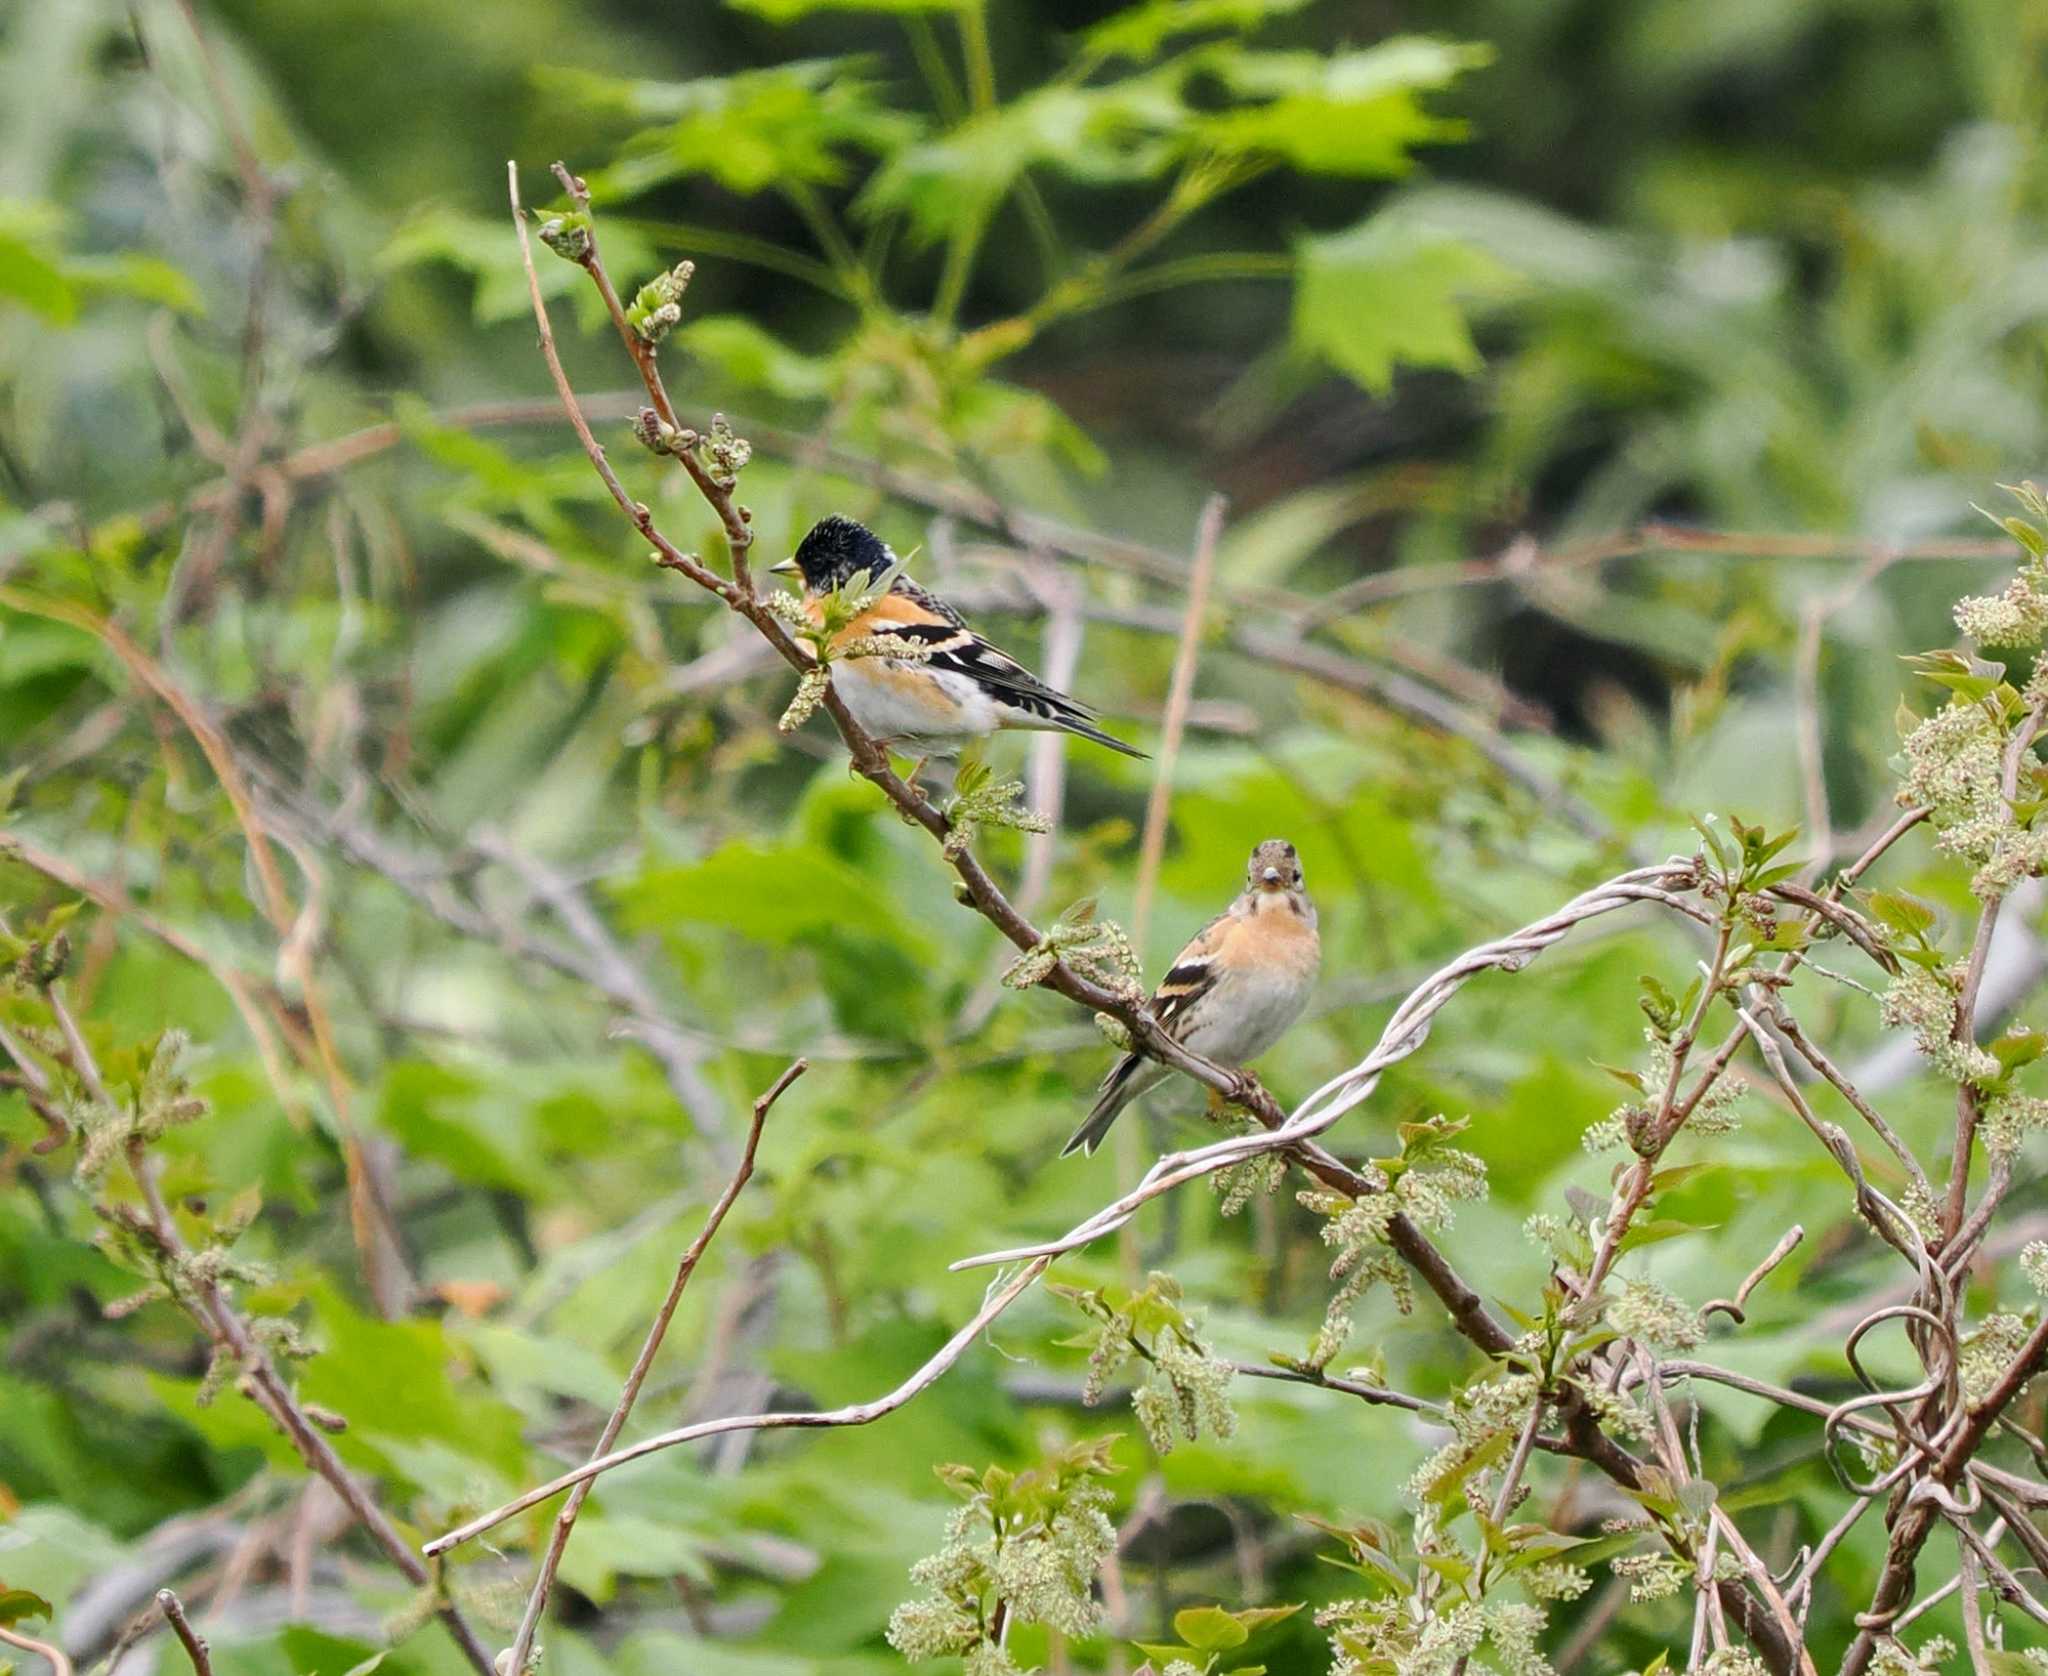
[{"left": 1219, "top": 901, "right": 1320, "bottom": 977}]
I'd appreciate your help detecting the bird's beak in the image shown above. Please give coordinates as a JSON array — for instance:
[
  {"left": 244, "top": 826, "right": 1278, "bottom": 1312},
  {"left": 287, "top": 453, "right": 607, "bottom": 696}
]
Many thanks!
[
  {"left": 769, "top": 557, "right": 800, "bottom": 578},
  {"left": 1261, "top": 867, "right": 1283, "bottom": 886}
]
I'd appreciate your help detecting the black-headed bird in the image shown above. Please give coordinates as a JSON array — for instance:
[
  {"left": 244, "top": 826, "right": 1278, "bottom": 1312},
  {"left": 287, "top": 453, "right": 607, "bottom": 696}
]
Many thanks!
[
  {"left": 1064, "top": 839, "right": 1320, "bottom": 1157},
  {"left": 770, "top": 515, "right": 1147, "bottom": 760}
]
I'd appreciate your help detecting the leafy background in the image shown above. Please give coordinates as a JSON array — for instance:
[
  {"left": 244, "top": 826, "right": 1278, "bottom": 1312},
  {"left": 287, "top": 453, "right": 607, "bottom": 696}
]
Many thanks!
[{"left": 4, "top": 0, "right": 2048, "bottom": 1672}]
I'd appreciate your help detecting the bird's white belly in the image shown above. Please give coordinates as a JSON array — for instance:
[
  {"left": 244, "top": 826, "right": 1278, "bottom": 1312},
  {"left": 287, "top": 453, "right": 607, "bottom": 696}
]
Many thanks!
[
  {"left": 1184, "top": 969, "right": 1312, "bottom": 1067},
  {"left": 831, "top": 659, "right": 999, "bottom": 747}
]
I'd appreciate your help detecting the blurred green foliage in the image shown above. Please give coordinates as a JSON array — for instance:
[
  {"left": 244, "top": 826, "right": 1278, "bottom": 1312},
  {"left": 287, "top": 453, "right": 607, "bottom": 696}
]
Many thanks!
[{"left": 6, "top": 0, "right": 2048, "bottom": 1673}]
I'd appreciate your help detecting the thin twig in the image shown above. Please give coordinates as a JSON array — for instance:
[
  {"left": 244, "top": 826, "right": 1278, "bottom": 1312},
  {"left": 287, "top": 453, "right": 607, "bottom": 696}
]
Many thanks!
[
  {"left": 1311, "top": 522, "right": 2006, "bottom": 617},
  {"left": 549, "top": 161, "right": 756, "bottom": 600},
  {"left": 1791, "top": 549, "right": 1899, "bottom": 879},
  {"left": 1951, "top": 1515, "right": 2048, "bottom": 1629},
  {"left": 1765, "top": 1006, "right": 1931, "bottom": 1198},
  {"left": 505, "top": 1058, "right": 806, "bottom": 1670},
  {"left": 1555, "top": 1576, "right": 1629, "bottom": 1671},
  {"left": 10, "top": 971, "right": 494, "bottom": 1675},
  {"left": 1131, "top": 494, "right": 1225, "bottom": 952},
  {"left": 1120, "top": 493, "right": 1224, "bottom": 1276},
  {"left": 471, "top": 828, "right": 728, "bottom": 1156},
  {"left": 1231, "top": 1361, "right": 1448, "bottom": 1418},
  {"left": 127, "top": 1141, "right": 493, "bottom": 1671},
  {"left": 1941, "top": 700, "right": 2048, "bottom": 1245},
  {"left": 155, "top": 1589, "right": 212, "bottom": 1676},
  {"left": 136, "top": 395, "right": 2016, "bottom": 602},
  {"left": 48, "top": 987, "right": 495, "bottom": 1676},
  {"left": 1957, "top": 1539, "right": 1992, "bottom": 1676},
  {"left": 1842, "top": 1311, "right": 2048, "bottom": 1672},
  {"left": 0, "top": 1625, "right": 72, "bottom": 1676},
  {"left": 0, "top": 586, "right": 406, "bottom": 1309},
  {"left": 1786, "top": 1494, "right": 1875, "bottom": 1615},
  {"left": 1700, "top": 1226, "right": 1805, "bottom": 1326},
  {"left": 1, "top": 831, "right": 309, "bottom": 1130},
  {"left": 426, "top": 1256, "right": 1052, "bottom": 1554}
]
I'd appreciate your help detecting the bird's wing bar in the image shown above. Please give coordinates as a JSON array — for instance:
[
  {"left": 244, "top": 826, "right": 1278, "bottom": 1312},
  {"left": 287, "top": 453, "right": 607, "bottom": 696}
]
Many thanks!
[{"left": 1151, "top": 914, "right": 1233, "bottom": 1030}]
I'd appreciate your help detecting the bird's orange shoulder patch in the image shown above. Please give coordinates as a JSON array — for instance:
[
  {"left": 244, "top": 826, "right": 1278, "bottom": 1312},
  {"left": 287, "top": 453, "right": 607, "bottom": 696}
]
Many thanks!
[
  {"left": 829, "top": 591, "right": 965, "bottom": 656},
  {"left": 863, "top": 591, "right": 941, "bottom": 628}
]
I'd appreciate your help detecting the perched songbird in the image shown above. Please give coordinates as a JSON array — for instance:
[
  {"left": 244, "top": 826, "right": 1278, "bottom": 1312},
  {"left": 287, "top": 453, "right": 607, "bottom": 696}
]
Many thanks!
[
  {"left": 1064, "top": 838, "right": 1320, "bottom": 1157},
  {"left": 769, "top": 515, "right": 1147, "bottom": 759}
]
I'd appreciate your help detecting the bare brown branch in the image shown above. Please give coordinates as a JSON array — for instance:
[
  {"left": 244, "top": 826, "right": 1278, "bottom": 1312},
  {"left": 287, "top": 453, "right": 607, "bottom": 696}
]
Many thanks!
[
  {"left": 155, "top": 1589, "right": 212, "bottom": 1676},
  {"left": 31, "top": 982, "right": 496, "bottom": 1676},
  {"left": 505, "top": 1057, "right": 806, "bottom": 1671}
]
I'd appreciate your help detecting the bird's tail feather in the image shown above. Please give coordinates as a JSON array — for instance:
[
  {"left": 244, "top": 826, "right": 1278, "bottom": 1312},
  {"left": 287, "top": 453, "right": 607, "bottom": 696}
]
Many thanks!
[
  {"left": 1055, "top": 716, "right": 1149, "bottom": 760},
  {"left": 1062, "top": 1052, "right": 1146, "bottom": 1156}
]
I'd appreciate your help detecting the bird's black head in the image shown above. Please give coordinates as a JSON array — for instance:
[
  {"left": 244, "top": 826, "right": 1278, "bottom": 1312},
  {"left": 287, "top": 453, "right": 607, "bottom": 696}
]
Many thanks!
[{"left": 774, "top": 515, "right": 895, "bottom": 593}]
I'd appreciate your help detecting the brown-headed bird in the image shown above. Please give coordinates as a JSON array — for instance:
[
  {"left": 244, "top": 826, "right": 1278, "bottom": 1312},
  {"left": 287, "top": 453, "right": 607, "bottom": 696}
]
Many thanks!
[
  {"left": 770, "top": 515, "right": 1147, "bottom": 759},
  {"left": 1063, "top": 838, "right": 1320, "bottom": 1157}
]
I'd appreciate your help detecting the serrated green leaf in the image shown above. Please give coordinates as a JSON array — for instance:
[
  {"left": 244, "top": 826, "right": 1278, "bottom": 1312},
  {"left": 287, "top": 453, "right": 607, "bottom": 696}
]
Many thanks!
[
  {"left": 1992, "top": 1028, "right": 2047, "bottom": 1073},
  {"left": 1427, "top": 1428, "right": 1511, "bottom": 1508},
  {"left": 1689, "top": 814, "right": 1734, "bottom": 869},
  {"left": 1901, "top": 649, "right": 1976, "bottom": 675},
  {"left": 1866, "top": 889, "right": 1937, "bottom": 938},
  {"left": 381, "top": 207, "right": 660, "bottom": 327},
  {"left": 1174, "top": 1607, "right": 1250, "bottom": 1651},
  {"left": 859, "top": 74, "right": 1188, "bottom": 247},
  {"left": 1548, "top": 1531, "right": 1644, "bottom": 1568},
  {"left": 2001, "top": 516, "right": 2048, "bottom": 559},
  {"left": 1746, "top": 826, "right": 1799, "bottom": 866},
  {"left": 1494, "top": 1296, "right": 1540, "bottom": 1331},
  {"left": 1674, "top": 1475, "right": 1718, "bottom": 1521},
  {"left": 1617, "top": 1217, "right": 1716, "bottom": 1252},
  {"left": 677, "top": 315, "right": 833, "bottom": 400},
  {"left": 1196, "top": 40, "right": 1492, "bottom": 176},
  {"left": 541, "top": 61, "right": 921, "bottom": 199},
  {"left": 1921, "top": 670, "right": 2001, "bottom": 702},
  {"left": 1293, "top": 213, "right": 1513, "bottom": 393},
  {"left": 1592, "top": 1060, "right": 1647, "bottom": 1093}
]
